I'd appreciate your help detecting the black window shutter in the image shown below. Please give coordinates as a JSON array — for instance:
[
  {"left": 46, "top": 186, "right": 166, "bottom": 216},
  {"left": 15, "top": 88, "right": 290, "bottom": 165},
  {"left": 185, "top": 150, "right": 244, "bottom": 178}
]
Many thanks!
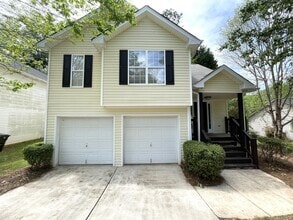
[
  {"left": 165, "top": 50, "right": 174, "bottom": 85},
  {"left": 62, "top": 55, "right": 71, "bottom": 87},
  {"left": 84, "top": 55, "right": 93, "bottom": 87},
  {"left": 119, "top": 50, "right": 128, "bottom": 85}
]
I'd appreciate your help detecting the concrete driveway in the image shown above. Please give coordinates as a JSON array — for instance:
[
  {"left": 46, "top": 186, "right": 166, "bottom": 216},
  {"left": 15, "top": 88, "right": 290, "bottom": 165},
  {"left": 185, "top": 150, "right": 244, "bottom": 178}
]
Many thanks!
[
  {"left": 0, "top": 165, "right": 292, "bottom": 220},
  {"left": 0, "top": 165, "right": 217, "bottom": 220}
]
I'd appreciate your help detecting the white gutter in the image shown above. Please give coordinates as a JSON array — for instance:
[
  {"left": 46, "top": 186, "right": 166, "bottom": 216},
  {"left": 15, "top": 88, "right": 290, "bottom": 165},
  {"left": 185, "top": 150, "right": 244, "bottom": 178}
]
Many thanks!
[{"left": 100, "top": 48, "right": 104, "bottom": 106}]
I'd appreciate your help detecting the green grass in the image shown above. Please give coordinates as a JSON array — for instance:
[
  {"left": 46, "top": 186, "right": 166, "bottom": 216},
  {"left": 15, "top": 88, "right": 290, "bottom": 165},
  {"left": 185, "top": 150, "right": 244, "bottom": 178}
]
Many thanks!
[{"left": 0, "top": 139, "right": 43, "bottom": 175}]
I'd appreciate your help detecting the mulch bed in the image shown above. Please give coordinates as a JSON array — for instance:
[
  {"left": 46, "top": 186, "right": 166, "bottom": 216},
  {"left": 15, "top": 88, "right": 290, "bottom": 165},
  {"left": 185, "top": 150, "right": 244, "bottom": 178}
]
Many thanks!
[
  {"left": 0, "top": 167, "right": 51, "bottom": 195},
  {"left": 181, "top": 164, "right": 224, "bottom": 187}
]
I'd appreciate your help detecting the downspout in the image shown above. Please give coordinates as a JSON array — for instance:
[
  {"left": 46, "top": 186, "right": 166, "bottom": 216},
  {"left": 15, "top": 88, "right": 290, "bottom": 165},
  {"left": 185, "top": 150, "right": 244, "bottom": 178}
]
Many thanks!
[
  {"left": 100, "top": 48, "right": 104, "bottom": 106},
  {"left": 193, "top": 91, "right": 201, "bottom": 141}
]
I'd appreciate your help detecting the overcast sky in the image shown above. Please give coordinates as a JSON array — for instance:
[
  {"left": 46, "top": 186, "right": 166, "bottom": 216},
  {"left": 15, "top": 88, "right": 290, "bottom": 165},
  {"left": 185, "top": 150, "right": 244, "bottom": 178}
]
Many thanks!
[{"left": 129, "top": 0, "right": 244, "bottom": 66}]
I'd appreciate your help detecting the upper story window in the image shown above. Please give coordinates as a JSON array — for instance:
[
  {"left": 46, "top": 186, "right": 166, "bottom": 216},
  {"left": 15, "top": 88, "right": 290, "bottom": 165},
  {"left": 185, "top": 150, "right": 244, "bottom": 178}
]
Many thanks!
[
  {"left": 71, "top": 55, "right": 85, "bottom": 87},
  {"left": 128, "top": 50, "right": 165, "bottom": 85},
  {"left": 62, "top": 54, "right": 93, "bottom": 88}
]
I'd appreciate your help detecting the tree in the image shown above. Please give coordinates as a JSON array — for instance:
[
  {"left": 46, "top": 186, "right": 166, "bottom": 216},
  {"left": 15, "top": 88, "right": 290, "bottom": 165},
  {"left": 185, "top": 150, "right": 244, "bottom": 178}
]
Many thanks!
[
  {"left": 192, "top": 46, "right": 218, "bottom": 70},
  {"left": 0, "top": 0, "right": 136, "bottom": 91},
  {"left": 220, "top": 0, "right": 293, "bottom": 139},
  {"left": 162, "top": 8, "right": 182, "bottom": 24}
]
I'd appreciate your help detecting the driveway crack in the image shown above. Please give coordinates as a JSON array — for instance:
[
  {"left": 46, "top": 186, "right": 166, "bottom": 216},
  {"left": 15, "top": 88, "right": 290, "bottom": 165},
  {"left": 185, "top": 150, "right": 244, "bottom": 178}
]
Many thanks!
[{"left": 85, "top": 167, "right": 118, "bottom": 220}]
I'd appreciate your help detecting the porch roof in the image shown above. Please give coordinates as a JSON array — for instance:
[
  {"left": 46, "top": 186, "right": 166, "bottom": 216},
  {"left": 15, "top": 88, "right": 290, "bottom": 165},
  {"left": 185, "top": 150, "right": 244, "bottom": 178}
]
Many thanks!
[{"left": 191, "top": 64, "right": 257, "bottom": 93}]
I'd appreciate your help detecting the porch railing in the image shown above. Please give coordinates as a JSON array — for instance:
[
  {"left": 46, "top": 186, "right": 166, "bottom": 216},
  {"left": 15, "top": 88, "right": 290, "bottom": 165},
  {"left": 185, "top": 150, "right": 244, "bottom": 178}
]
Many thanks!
[{"left": 229, "top": 118, "right": 259, "bottom": 168}]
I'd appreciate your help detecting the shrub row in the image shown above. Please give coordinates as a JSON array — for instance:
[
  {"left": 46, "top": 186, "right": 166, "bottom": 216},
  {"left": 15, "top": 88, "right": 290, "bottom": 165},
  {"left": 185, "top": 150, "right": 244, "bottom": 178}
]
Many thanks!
[
  {"left": 23, "top": 143, "right": 53, "bottom": 169},
  {"left": 258, "top": 136, "right": 293, "bottom": 162},
  {"left": 183, "top": 141, "right": 225, "bottom": 180}
]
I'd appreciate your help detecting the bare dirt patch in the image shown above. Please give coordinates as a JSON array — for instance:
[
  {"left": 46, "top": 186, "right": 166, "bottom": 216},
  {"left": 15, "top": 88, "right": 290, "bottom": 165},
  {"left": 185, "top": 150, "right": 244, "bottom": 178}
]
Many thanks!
[
  {"left": 0, "top": 167, "right": 51, "bottom": 195},
  {"left": 259, "top": 156, "right": 293, "bottom": 187}
]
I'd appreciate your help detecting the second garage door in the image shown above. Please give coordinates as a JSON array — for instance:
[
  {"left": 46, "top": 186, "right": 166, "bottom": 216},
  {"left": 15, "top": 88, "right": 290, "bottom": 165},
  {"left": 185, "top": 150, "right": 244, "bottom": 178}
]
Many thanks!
[
  {"left": 124, "top": 116, "right": 179, "bottom": 164},
  {"left": 59, "top": 117, "right": 113, "bottom": 165}
]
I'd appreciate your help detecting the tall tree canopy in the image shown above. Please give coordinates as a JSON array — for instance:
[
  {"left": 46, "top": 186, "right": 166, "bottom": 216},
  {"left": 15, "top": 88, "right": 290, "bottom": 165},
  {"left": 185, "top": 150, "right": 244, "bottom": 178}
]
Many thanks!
[
  {"left": 220, "top": 0, "right": 292, "bottom": 139},
  {"left": 192, "top": 46, "right": 218, "bottom": 70},
  {"left": 162, "top": 8, "right": 183, "bottom": 24},
  {"left": 0, "top": 0, "right": 136, "bottom": 91}
]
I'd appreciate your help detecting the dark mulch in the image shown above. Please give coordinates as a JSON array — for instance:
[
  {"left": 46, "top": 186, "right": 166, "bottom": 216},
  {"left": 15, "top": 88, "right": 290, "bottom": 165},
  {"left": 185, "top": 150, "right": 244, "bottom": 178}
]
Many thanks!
[
  {"left": 0, "top": 167, "right": 51, "bottom": 195},
  {"left": 181, "top": 163, "right": 224, "bottom": 187}
]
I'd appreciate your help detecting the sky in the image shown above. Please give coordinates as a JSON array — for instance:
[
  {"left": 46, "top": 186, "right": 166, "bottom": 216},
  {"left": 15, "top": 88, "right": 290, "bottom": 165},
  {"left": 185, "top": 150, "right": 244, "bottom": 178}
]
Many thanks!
[{"left": 129, "top": 0, "right": 244, "bottom": 67}]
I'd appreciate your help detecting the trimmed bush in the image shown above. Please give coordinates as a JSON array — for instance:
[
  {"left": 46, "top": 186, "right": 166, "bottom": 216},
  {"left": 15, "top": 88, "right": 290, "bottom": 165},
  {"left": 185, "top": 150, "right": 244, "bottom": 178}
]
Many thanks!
[
  {"left": 183, "top": 141, "right": 225, "bottom": 180},
  {"left": 258, "top": 136, "right": 292, "bottom": 162},
  {"left": 23, "top": 143, "right": 53, "bottom": 169}
]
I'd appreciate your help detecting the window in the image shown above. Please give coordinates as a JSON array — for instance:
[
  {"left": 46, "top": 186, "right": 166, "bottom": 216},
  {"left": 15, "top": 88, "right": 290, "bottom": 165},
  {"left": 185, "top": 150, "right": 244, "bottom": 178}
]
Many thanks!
[
  {"left": 71, "top": 55, "right": 84, "bottom": 87},
  {"left": 128, "top": 50, "right": 165, "bottom": 85}
]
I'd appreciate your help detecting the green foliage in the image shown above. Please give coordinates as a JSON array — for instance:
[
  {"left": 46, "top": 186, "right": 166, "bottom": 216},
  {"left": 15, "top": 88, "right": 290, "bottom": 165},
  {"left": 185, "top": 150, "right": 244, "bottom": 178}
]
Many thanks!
[
  {"left": 183, "top": 141, "right": 225, "bottom": 180},
  {"left": 221, "top": 0, "right": 292, "bottom": 138},
  {"left": 0, "top": 0, "right": 136, "bottom": 91},
  {"left": 23, "top": 143, "right": 53, "bottom": 169},
  {"left": 0, "top": 139, "right": 42, "bottom": 175},
  {"left": 258, "top": 136, "right": 292, "bottom": 162},
  {"left": 192, "top": 46, "right": 218, "bottom": 70},
  {"left": 162, "top": 8, "right": 183, "bottom": 24},
  {"left": 0, "top": 76, "right": 33, "bottom": 92}
]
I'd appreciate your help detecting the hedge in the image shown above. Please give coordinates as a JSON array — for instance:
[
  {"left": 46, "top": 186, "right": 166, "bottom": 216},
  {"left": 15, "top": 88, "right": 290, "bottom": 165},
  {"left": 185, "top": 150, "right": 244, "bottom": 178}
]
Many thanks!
[
  {"left": 183, "top": 141, "right": 225, "bottom": 180},
  {"left": 23, "top": 142, "right": 53, "bottom": 169},
  {"left": 258, "top": 136, "right": 293, "bottom": 162}
]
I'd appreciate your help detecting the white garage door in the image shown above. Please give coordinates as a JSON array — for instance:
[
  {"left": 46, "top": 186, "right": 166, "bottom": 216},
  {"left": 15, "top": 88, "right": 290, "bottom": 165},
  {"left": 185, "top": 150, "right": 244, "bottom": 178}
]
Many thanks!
[
  {"left": 124, "top": 116, "right": 178, "bottom": 164},
  {"left": 59, "top": 117, "right": 113, "bottom": 165}
]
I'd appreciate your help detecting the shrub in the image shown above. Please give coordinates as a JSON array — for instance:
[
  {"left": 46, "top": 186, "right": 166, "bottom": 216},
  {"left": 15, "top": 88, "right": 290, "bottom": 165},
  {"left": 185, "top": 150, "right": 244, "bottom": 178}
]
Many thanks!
[
  {"left": 23, "top": 143, "right": 53, "bottom": 169},
  {"left": 258, "top": 136, "right": 292, "bottom": 162},
  {"left": 183, "top": 141, "right": 225, "bottom": 180}
]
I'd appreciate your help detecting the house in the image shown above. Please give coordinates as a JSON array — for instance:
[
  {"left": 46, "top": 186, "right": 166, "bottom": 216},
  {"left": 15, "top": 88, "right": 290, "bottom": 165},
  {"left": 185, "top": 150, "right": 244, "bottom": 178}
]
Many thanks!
[
  {"left": 38, "top": 5, "right": 258, "bottom": 167},
  {"left": 249, "top": 99, "right": 293, "bottom": 140},
  {"left": 0, "top": 63, "right": 47, "bottom": 145}
]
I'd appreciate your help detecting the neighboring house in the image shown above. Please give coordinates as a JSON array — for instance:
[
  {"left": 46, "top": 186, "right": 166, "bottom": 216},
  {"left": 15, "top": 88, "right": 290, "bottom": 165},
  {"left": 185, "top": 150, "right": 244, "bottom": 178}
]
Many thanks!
[
  {"left": 38, "top": 6, "right": 257, "bottom": 166},
  {"left": 249, "top": 99, "right": 293, "bottom": 140},
  {"left": 0, "top": 64, "right": 47, "bottom": 145}
]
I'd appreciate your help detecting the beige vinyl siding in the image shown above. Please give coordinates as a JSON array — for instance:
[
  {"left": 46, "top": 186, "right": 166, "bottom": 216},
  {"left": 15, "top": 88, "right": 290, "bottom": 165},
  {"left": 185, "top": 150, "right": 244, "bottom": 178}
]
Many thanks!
[
  {"left": 46, "top": 27, "right": 190, "bottom": 165},
  {"left": 200, "top": 70, "right": 242, "bottom": 93},
  {"left": 211, "top": 100, "right": 227, "bottom": 133},
  {"left": 0, "top": 67, "right": 46, "bottom": 144},
  {"left": 103, "top": 18, "right": 191, "bottom": 106}
]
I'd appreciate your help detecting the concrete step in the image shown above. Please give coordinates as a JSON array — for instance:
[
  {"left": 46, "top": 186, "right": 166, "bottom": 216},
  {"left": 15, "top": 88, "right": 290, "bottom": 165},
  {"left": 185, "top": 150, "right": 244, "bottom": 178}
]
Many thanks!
[
  {"left": 222, "top": 146, "right": 245, "bottom": 152},
  {"left": 225, "top": 151, "right": 247, "bottom": 157},
  {"left": 225, "top": 157, "right": 252, "bottom": 164},
  {"left": 224, "top": 163, "right": 256, "bottom": 169},
  {"left": 211, "top": 140, "right": 237, "bottom": 146}
]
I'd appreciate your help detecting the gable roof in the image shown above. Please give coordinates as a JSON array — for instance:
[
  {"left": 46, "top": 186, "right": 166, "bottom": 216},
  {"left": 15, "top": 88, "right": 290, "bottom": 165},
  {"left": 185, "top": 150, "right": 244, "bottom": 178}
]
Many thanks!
[
  {"left": 192, "top": 64, "right": 257, "bottom": 92},
  {"left": 38, "top": 5, "right": 202, "bottom": 53},
  {"left": 9, "top": 62, "right": 47, "bottom": 82},
  {"left": 191, "top": 64, "right": 213, "bottom": 84}
]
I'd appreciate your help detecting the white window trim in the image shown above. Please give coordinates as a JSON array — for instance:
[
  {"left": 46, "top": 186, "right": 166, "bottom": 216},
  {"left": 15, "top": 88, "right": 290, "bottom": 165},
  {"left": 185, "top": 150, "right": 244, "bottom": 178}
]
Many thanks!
[
  {"left": 128, "top": 50, "right": 166, "bottom": 86},
  {"left": 70, "top": 54, "right": 85, "bottom": 88}
]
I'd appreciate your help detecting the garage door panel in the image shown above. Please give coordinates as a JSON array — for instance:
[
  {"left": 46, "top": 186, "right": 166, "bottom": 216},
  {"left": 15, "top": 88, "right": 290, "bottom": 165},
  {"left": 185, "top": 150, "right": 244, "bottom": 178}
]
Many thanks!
[
  {"left": 59, "top": 117, "right": 113, "bottom": 165},
  {"left": 59, "top": 153, "right": 86, "bottom": 165},
  {"left": 124, "top": 116, "right": 178, "bottom": 164}
]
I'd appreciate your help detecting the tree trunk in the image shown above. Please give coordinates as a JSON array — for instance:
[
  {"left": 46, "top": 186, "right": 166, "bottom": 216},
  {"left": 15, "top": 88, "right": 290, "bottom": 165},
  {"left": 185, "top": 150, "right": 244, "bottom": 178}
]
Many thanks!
[{"left": 274, "top": 99, "right": 283, "bottom": 139}]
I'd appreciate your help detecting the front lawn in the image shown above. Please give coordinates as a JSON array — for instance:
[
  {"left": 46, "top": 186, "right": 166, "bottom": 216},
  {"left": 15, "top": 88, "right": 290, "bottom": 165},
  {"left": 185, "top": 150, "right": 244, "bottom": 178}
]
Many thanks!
[{"left": 0, "top": 139, "right": 43, "bottom": 175}]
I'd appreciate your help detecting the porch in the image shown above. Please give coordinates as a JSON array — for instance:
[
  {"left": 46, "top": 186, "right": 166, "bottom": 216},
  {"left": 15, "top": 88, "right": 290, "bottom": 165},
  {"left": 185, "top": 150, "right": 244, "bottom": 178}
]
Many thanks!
[{"left": 191, "top": 65, "right": 259, "bottom": 168}]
